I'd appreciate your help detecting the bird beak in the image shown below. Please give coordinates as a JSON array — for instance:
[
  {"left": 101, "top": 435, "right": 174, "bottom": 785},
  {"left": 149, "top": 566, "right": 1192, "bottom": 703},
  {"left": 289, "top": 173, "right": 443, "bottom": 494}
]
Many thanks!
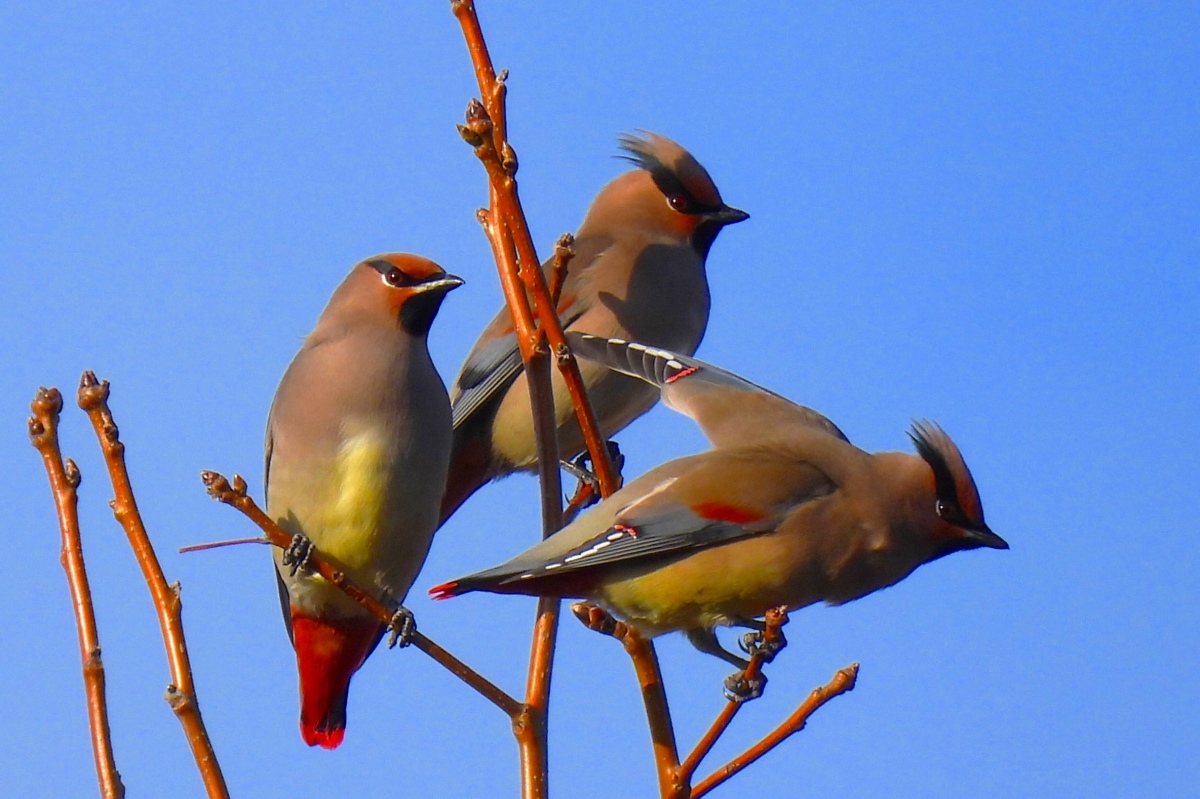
[
  {"left": 709, "top": 205, "right": 749, "bottom": 225},
  {"left": 414, "top": 274, "right": 465, "bottom": 294},
  {"left": 968, "top": 524, "right": 1009, "bottom": 550}
]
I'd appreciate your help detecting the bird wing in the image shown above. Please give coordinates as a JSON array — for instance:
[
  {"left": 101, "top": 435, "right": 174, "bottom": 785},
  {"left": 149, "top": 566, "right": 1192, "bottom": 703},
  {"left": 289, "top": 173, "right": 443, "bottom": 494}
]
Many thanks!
[
  {"left": 450, "top": 330, "right": 526, "bottom": 428},
  {"left": 567, "top": 332, "right": 848, "bottom": 446},
  {"left": 431, "top": 450, "right": 835, "bottom": 596},
  {"left": 450, "top": 293, "right": 585, "bottom": 431}
]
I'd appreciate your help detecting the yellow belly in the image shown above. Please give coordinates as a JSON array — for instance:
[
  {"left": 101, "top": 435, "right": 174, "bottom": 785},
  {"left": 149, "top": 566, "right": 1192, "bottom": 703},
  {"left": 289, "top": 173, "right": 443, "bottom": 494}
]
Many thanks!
[{"left": 318, "top": 431, "right": 391, "bottom": 570}]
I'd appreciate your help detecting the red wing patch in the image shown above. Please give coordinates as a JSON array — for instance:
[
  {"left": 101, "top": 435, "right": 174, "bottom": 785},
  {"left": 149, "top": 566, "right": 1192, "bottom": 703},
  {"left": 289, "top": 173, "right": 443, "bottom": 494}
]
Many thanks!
[
  {"left": 664, "top": 365, "right": 699, "bottom": 383},
  {"left": 691, "top": 501, "right": 766, "bottom": 526}
]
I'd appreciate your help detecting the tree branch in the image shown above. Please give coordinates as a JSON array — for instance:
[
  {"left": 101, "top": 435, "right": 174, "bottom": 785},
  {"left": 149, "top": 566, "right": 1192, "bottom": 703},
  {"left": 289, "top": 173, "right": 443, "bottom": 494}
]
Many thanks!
[
  {"left": 75, "top": 373, "right": 228, "bottom": 799},
  {"left": 28, "top": 387, "right": 125, "bottom": 799},
  {"left": 674, "top": 609, "right": 790, "bottom": 796},
  {"left": 691, "top": 663, "right": 859, "bottom": 798},
  {"left": 199, "top": 471, "right": 524, "bottom": 719},
  {"left": 571, "top": 604, "right": 680, "bottom": 796},
  {"left": 452, "top": 0, "right": 618, "bottom": 497}
]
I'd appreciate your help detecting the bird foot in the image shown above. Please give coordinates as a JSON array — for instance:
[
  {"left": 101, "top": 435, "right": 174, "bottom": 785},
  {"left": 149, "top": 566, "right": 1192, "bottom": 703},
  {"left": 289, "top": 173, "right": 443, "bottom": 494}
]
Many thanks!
[
  {"left": 723, "top": 670, "right": 768, "bottom": 704},
  {"left": 570, "top": 602, "right": 629, "bottom": 640},
  {"left": 386, "top": 606, "right": 417, "bottom": 649},
  {"left": 738, "top": 627, "right": 788, "bottom": 663},
  {"left": 281, "top": 533, "right": 314, "bottom": 577},
  {"left": 561, "top": 441, "right": 625, "bottom": 493}
]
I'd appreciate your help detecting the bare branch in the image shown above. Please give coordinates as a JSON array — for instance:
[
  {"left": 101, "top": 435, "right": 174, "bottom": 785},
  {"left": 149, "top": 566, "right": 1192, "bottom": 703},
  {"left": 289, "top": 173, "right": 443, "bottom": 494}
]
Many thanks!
[
  {"left": 75, "top": 373, "right": 228, "bottom": 799},
  {"left": 572, "top": 604, "right": 680, "bottom": 796},
  {"left": 676, "top": 609, "right": 791, "bottom": 794},
  {"left": 452, "top": 1, "right": 618, "bottom": 498},
  {"left": 691, "top": 664, "right": 859, "bottom": 798},
  {"left": 29, "top": 387, "right": 125, "bottom": 799},
  {"left": 200, "top": 470, "right": 524, "bottom": 719},
  {"left": 549, "top": 233, "right": 575, "bottom": 307}
]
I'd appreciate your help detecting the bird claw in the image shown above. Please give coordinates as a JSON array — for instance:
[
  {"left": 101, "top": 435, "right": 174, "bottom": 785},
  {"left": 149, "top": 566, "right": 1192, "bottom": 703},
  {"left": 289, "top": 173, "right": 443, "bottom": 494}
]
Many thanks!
[
  {"left": 561, "top": 440, "right": 625, "bottom": 508},
  {"left": 738, "top": 627, "right": 788, "bottom": 663},
  {"left": 563, "top": 441, "right": 624, "bottom": 487},
  {"left": 386, "top": 606, "right": 416, "bottom": 649},
  {"left": 281, "top": 533, "right": 314, "bottom": 577},
  {"left": 560, "top": 456, "right": 601, "bottom": 492},
  {"left": 723, "top": 670, "right": 768, "bottom": 703}
]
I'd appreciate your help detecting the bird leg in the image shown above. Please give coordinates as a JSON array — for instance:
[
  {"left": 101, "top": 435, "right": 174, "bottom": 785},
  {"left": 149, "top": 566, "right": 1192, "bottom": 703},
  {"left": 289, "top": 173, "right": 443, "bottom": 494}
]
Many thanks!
[
  {"left": 560, "top": 456, "right": 601, "bottom": 493},
  {"left": 561, "top": 440, "right": 624, "bottom": 492},
  {"left": 685, "top": 627, "right": 769, "bottom": 703},
  {"left": 386, "top": 606, "right": 417, "bottom": 649},
  {"left": 686, "top": 627, "right": 750, "bottom": 670},
  {"left": 281, "top": 533, "right": 314, "bottom": 577},
  {"left": 562, "top": 440, "right": 625, "bottom": 518},
  {"left": 737, "top": 622, "right": 788, "bottom": 664}
]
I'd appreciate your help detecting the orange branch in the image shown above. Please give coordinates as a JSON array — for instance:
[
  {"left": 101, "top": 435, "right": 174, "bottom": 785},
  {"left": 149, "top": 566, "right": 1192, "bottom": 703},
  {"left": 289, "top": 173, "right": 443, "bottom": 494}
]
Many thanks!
[
  {"left": 452, "top": 0, "right": 618, "bottom": 498},
  {"left": 691, "top": 663, "right": 859, "bottom": 798},
  {"left": 75, "top": 373, "right": 228, "bottom": 799},
  {"left": 675, "top": 608, "right": 790, "bottom": 795},
  {"left": 572, "top": 604, "right": 680, "bottom": 796},
  {"left": 548, "top": 233, "right": 575, "bottom": 308},
  {"left": 28, "top": 387, "right": 125, "bottom": 799},
  {"left": 199, "top": 470, "right": 523, "bottom": 719}
]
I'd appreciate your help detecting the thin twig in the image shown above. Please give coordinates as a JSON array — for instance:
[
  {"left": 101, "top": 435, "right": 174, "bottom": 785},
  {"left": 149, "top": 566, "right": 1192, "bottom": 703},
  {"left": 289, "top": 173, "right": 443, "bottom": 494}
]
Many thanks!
[
  {"left": 29, "top": 387, "right": 125, "bottom": 799},
  {"left": 675, "top": 608, "right": 791, "bottom": 792},
  {"left": 452, "top": 5, "right": 625, "bottom": 796},
  {"left": 199, "top": 470, "right": 523, "bottom": 718},
  {"left": 462, "top": 100, "right": 563, "bottom": 794},
  {"left": 452, "top": 0, "right": 618, "bottom": 498},
  {"left": 691, "top": 664, "right": 860, "bottom": 798},
  {"left": 571, "top": 604, "right": 680, "bottom": 796},
  {"left": 548, "top": 233, "right": 575, "bottom": 307},
  {"left": 76, "top": 373, "right": 228, "bottom": 799}
]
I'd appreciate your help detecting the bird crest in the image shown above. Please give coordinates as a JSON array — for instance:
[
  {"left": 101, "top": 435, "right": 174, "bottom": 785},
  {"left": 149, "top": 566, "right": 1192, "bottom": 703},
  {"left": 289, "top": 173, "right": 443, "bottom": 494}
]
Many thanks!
[
  {"left": 617, "top": 131, "right": 724, "bottom": 210},
  {"left": 907, "top": 420, "right": 986, "bottom": 530}
]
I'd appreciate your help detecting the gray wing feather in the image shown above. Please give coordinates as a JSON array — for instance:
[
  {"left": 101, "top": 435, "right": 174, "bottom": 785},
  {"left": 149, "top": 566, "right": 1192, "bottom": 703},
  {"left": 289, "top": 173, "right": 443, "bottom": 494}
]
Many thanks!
[
  {"left": 451, "top": 333, "right": 525, "bottom": 429},
  {"left": 567, "top": 332, "right": 848, "bottom": 444}
]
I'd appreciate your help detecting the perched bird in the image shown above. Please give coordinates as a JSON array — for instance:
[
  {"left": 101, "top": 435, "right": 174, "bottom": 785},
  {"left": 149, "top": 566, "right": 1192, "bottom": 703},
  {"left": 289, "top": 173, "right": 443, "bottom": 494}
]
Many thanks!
[
  {"left": 440, "top": 132, "right": 748, "bottom": 524},
  {"left": 266, "top": 254, "right": 462, "bottom": 748},
  {"left": 431, "top": 334, "right": 1007, "bottom": 675}
]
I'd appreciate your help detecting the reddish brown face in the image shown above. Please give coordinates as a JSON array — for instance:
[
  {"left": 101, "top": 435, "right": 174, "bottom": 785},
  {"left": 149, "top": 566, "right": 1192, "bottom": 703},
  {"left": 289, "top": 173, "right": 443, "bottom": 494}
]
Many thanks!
[
  {"left": 617, "top": 131, "right": 749, "bottom": 256},
  {"left": 909, "top": 420, "right": 1008, "bottom": 553},
  {"left": 360, "top": 253, "right": 464, "bottom": 334}
]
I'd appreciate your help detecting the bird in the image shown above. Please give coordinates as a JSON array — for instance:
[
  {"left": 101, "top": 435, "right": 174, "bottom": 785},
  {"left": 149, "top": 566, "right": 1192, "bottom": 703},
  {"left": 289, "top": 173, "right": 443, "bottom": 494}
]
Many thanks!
[
  {"left": 431, "top": 333, "right": 1008, "bottom": 682},
  {"left": 265, "top": 253, "right": 463, "bottom": 748},
  {"left": 440, "top": 131, "right": 748, "bottom": 524}
]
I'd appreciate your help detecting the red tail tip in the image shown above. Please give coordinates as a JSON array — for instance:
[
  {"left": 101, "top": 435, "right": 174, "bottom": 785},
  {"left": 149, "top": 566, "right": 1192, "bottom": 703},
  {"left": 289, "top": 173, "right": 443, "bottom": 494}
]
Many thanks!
[
  {"left": 290, "top": 612, "right": 381, "bottom": 752},
  {"left": 428, "top": 581, "right": 459, "bottom": 601},
  {"left": 302, "top": 723, "right": 345, "bottom": 750}
]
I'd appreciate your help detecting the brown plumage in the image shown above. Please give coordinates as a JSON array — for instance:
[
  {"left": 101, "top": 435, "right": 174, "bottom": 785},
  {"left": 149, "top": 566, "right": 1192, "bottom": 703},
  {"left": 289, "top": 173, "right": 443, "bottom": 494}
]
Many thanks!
[
  {"left": 431, "top": 334, "right": 1007, "bottom": 668},
  {"left": 266, "top": 254, "right": 462, "bottom": 748},
  {"left": 440, "top": 132, "right": 748, "bottom": 525}
]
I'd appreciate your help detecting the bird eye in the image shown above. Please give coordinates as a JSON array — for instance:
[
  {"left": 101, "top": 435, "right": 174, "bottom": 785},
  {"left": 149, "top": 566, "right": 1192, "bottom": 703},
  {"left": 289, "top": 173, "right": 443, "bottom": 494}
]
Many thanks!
[
  {"left": 385, "top": 268, "right": 406, "bottom": 286},
  {"left": 667, "top": 194, "right": 692, "bottom": 213},
  {"left": 936, "top": 499, "right": 950, "bottom": 518}
]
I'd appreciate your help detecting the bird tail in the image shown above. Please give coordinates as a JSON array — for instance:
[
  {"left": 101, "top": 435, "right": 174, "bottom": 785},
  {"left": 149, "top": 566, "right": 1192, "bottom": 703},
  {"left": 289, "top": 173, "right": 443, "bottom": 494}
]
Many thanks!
[
  {"left": 427, "top": 578, "right": 476, "bottom": 601},
  {"left": 290, "top": 610, "right": 384, "bottom": 749}
]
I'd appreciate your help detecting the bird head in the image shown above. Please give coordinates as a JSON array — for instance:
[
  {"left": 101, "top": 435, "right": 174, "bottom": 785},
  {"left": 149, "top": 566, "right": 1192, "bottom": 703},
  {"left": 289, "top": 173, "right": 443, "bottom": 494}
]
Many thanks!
[
  {"left": 907, "top": 420, "right": 1008, "bottom": 557},
  {"left": 593, "top": 131, "right": 748, "bottom": 257},
  {"left": 338, "top": 253, "right": 464, "bottom": 336}
]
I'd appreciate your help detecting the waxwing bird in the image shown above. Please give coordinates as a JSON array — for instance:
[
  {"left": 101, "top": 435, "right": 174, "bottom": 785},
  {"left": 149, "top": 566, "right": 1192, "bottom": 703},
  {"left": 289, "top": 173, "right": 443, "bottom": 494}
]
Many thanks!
[
  {"left": 266, "top": 254, "right": 462, "bottom": 748},
  {"left": 440, "top": 132, "right": 748, "bottom": 524},
  {"left": 431, "top": 334, "right": 1007, "bottom": 677}
]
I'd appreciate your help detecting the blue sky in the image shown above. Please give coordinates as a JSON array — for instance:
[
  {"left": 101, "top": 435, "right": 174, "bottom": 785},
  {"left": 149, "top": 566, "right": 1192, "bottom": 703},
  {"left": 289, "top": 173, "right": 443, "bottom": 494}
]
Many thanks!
[{"left": 2, "top": 3, "right": 1197, "bottom": 797}]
